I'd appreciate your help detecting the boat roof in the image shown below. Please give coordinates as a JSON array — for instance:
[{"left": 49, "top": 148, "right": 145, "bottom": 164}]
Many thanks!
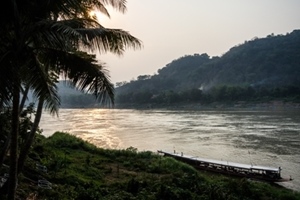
[{"left": 158, "top": 150, "right": 280, "bottom": 172}]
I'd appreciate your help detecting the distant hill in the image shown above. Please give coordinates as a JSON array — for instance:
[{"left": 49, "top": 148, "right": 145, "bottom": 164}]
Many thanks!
[
  {"left": 25, "top": 81, "right": 99, "bottom": 108},
  {"left": 56, "top": 81, "right": 99, "bottom": 108},
  {"left": 115, "top": 30, "right": 300, "bottom": 105}
]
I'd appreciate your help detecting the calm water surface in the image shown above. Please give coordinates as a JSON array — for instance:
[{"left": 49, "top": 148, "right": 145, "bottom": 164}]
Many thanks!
[{"left": 40, "top": 109, "right": 300, "bottom": 191}]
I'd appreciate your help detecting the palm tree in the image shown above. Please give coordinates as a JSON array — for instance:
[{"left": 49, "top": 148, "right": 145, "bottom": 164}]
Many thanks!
[{"left": 0, "top": 0, "right": 141, "bottom": 199}]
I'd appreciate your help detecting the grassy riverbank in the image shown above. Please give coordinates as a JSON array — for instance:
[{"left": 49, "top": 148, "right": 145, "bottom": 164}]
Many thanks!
[{"left": 3, "top": 132, "right": 300, "bottom": 199}]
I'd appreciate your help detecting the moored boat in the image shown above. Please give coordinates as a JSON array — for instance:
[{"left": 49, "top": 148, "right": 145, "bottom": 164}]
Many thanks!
[{"left": 157, "top": 150, "right": 293, "bottom": 182}]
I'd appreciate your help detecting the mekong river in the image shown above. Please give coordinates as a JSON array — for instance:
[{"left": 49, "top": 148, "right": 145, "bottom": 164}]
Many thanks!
[{"left": 40, "top": 108, "right": 300, "bottom": 191}]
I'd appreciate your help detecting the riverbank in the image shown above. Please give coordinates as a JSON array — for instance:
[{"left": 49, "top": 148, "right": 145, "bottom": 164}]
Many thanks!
[{"left": 2, "top": 132, "right": 299, "bottom": 199}]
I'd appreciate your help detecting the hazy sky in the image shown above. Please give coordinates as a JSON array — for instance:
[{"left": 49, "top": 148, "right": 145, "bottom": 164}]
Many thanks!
[{"left": 96, "top": 0, "right": 300, "bottom": 83}]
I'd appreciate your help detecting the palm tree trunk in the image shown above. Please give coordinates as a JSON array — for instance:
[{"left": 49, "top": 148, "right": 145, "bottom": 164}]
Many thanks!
[
  {"left": 17, "top": 97, "right": 44, "bottom": 174},
  {"left": 8, "top": 85, "right": 20, "bottom": 200},
  {"left": 19, "top": 84, "right": 30, "bottom": 113},
  {"left": 0, "top": 136, "right": 10, "bottom": 169}
]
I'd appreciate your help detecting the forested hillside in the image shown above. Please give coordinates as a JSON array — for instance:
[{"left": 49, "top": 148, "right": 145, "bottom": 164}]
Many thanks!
[
  {"left": 25, "top": 81, "right": 99, "bottom": 108},
  {"left": 116, "top": 30, "right": 300, "bottom": 106},
  {"left": 56, "top": 81, "right": 98, "bottom": 108}
]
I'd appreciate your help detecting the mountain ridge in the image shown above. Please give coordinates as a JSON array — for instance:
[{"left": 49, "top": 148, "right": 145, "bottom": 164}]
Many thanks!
[{"left": 115, "top": 30, "right": 300, "bottom": 105}]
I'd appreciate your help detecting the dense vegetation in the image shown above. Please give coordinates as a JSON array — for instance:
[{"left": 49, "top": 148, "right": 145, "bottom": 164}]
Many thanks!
[
  {"left": 115, "top": 30, "right": 300, "bottom": 106},
  {"left": 52, "top": 82, "right": 300, "bottom": 108},
  {"left": 1, "top": 132, "right": 299, "bottom": 200}
]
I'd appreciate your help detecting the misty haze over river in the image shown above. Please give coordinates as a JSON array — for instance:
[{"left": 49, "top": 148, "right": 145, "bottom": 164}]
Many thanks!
[{"left": 40, "top": 109, "right": 300, "bottom": 191}]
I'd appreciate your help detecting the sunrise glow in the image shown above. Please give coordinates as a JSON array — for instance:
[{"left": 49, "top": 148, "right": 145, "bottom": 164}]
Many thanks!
[{"left": 89, "top": 10, "right": 109, "bottom": 25}]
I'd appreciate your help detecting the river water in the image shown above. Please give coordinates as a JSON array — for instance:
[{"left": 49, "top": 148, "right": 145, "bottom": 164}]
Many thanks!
[{"left": 40, "top": 108, "right": 300, "bottom": 191}]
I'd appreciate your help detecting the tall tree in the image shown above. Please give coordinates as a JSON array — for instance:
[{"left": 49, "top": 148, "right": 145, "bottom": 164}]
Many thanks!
[{"left": 0, "top": 0, "right": 141, "bottom": 199}]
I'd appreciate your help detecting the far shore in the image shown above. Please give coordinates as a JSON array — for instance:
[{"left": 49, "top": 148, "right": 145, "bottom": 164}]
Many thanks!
[
  {"left": 55, "top": 100, "right": 300, "bottom": 111},
  {"left": 113, "top": 100, "right": 300, "bottom": 111}
]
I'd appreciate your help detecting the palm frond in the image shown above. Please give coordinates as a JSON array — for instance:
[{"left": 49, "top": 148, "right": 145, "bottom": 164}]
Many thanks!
[
  {"left": 30, "top": 0, "right": 115, "bottom": 20},
  {"left": 77, "top": 27, "right": 142, "bottom": 55},
  {"left": 26, "top": 19, "right": 81, "bottom": 51},
  {"left": 99, "top": 0, "right": 127, "bottom": 13},
  {"left": 20, "top": 53, "right": 60, "bottom": 115},
  {"left": 28, "top": 18, "right": 141, "bottom": 61},
  {"left": 53, "top": 18, "right": 100, "bottom": 29},
  {"left": 0, "top": 50, "right": 19, "bottom": 107},
  {"left": 40, "top": 49, "right": 114, "bottom": 105},
  {"left": 86, "top": 1, "right": 110, "bottom": 17}
]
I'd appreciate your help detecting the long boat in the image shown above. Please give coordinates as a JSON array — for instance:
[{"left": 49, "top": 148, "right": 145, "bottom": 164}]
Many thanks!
[{"left": 157, "top": 150, "right": 292, "bottom": 182}]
